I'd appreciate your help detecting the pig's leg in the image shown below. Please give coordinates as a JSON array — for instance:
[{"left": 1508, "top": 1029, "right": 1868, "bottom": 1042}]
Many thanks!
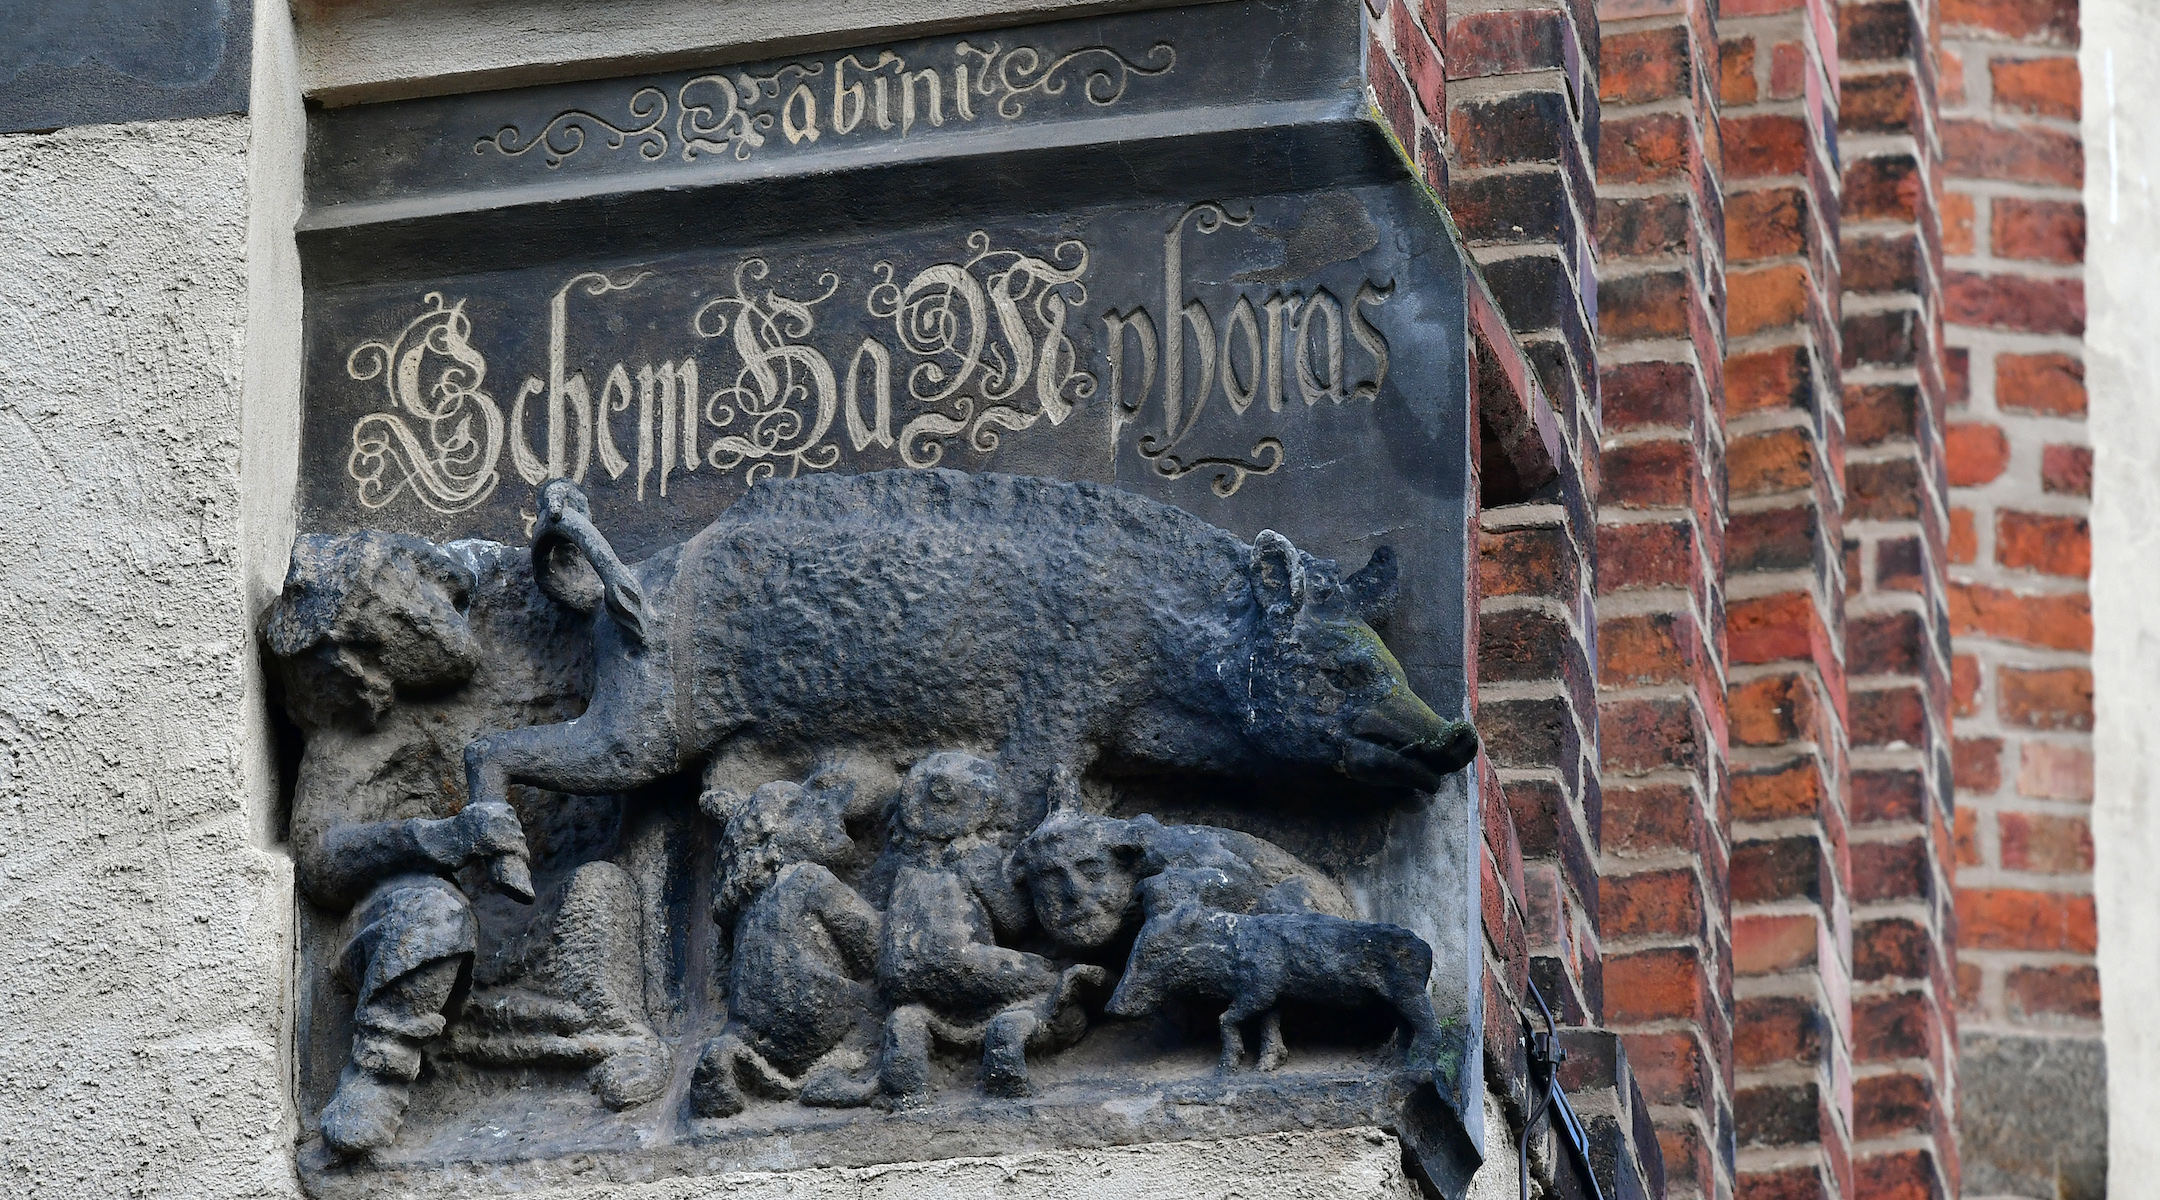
[
  {"left": 1217, "top": 994, "right": 1267, "bottom": 1072},
  {"left": 1254, "top": 1009, "right": 1288, "bottom": 1072}
]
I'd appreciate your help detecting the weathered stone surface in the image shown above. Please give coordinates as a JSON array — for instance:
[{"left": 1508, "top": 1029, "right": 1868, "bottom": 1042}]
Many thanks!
[
  {"left": 279, "top": 1, "right": 1490, "bottom": 1193},
  {"left": 270, "top": 470, "right": 1479, "bottom": 1192},
  {"left": 1959, "top": 1032, "right": 2106, "bottom": 1200}
]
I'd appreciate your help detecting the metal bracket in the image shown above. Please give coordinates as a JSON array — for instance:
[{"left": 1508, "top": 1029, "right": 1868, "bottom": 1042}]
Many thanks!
[{"left": 1518, "top": 976, "right": 1608, "bottom": 1200}]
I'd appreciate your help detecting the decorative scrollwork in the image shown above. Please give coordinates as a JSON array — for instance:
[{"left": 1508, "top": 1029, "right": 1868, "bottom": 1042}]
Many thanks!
[
  {"left": 979, "top": 42, "right": 1177, "bottom": 118},
  {"left": 347, "top": 294, "right": 506, "bottom": 514},
  {"left": 474, "top": 35, "right": 1175, "bottom": 173},
  {"left": 475, "top": 87, "right": 669, "bottom": 168},
  {"left": 694, "top": 259, "right": 844, "bottom": 482}
]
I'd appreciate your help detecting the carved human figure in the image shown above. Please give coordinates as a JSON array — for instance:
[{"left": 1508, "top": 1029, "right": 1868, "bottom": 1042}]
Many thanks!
[
  {"left": 868, "top": 753, "right": 1103, "bottom": 1102},
  {"left": 270, "top": 532, "right": 668, "bottom": 1155},
  {"left": 1013, "top": 766, "right": 1354, "bottom": 957},
  {"left": 690, "top": 768, "right": 889, "bottom": 1117}
]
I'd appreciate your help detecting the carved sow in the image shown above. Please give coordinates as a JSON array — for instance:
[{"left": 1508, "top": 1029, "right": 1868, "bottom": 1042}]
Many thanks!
[{"left": 463, "top": 469, "right": 1477, "bottom": 882}]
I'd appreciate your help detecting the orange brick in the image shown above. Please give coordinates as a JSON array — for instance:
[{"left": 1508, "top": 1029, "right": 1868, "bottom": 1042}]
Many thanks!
[
  {"left": 1992, "top": 197, "right": 2086, "bottom": 265},
  {"left": 1727, "top": 187, "right": 1809, "bottom": 262},
  {"left": 1955, "top": 806, "right": 1983, "bottom": 868},
  {"left": 1721, "top": 37, "right": 1759, "bottom": 106},
  {"left": 1735, "top": 912, "right": 1820, "bottom": 974},
  {"left": 1999, "top": 666, "right": 2094, "bottom": 730},
  {"left": 2018, "top": 741, "right": 2094, "bottom": 801},
  {"left": 1725, "top": 113, "right": 1811, "bottom": 179},
  {"left": 1999, "top": 812, "right": 2094, "bottom": 873},
  {"left": 1602, "top": 26, "right": 1692, "bottom": 104},
  {"left": 1943, "top": 190, "right": 1976, "bottom": 256},
  {"left": 1943, "top": 0, "right": 2077, "bottom": 47},
  {"left": 1956, "top": 961, "right": 1983, "bottom": 1015},
  {"left": 1606, "top": 946, "right": 1710, "bottom": 1023},
  {"left": 1735, "top": 758, "right": 1828, "bottom": 821},
  {"left": 1944, "top": 119, "right": 2083, "bottom": 188},
  {"left": 1956, "top": 888, "right": 2097, "bottom": 953},
  {"left": 1728, "top": 262, "right": 1812, "bottom": 337},
  {"left": 1956, "top": 736, "right": 2004, "bottom": 793},
  {"left": 1731, "top": 672, "right": 1824, "bottom": 746},
  {"left": 1996, "top": 511, "right": 2091, "bottom": 577},
  {"left": 1945, "top": 422, "right": 2010, "bottom": 486},
  {"left": 1949, "top": 507, "right": 1977, "bottom": 564},
  {"left": 1948, "top": 582, "right": 2091, "bottom": 652},
  {"left": 1729, "top": 346, "right": 1813, "bottom": 414},
  {"left": 1605, "top": 868, "right": 1706, "bottom": 938},
  {"left": 1992, "top": 55, "right": 2080, "bottom": 119},
  {"left": 1729, "top": 425, "right": 1817, "bottom": 495},
  {"left": 1997, "top": 352, "right": 2086, "bottom": 416},
  {"left": 1952, "top": 653, "right": 1982, "bottom": 717}
]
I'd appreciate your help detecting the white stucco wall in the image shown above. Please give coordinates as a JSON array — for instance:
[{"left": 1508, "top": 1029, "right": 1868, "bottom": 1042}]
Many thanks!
[
  {"left": 2086, "top": 2, "right": 2160, "bottom": 1192},
  {"left": 0, "top": 4, "right": 307, "bottom": 1198}
]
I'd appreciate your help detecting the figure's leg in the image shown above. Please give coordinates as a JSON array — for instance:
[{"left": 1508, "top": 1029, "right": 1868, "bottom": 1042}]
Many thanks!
[
  {"left": 553, "top": 862, "right": 670, "bottom": 1110},
  {"left": 464, "top": 718, "right": 680, "bottom": 812},
  {"left": 877, "top": 1005, "right": 935, "bottom": 1105},
  {"left": 690, "top": 1030, "right": 799, "bottom": 1118},
  {"left": 981, "top": 1008, "right": 1038, "bottom": 1097},
  {"left": 321, "top": 958, "right": 465, "bottom": 1155},
  {"left": 1254, "top": 1009, "right": 1289, "bottom": 1072}
]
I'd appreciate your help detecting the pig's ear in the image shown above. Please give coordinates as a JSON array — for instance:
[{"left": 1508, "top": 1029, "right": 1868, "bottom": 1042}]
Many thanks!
[
  {"left": 1344, "top": 545, "right": 1400, "bottom": 626},
  {"left": 1251, "top": 530, "right": 1307, "bottom": 615}
]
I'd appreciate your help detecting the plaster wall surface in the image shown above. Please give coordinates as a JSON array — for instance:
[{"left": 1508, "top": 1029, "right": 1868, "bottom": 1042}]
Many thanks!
[
  {"left": 2086, "top": 2, "right": 2160, "bottom": 1192},
  {"left": 295, "top": 0, "right": 1225, "bottom": 104},
  {"left": 0, "top": 112, "right": 299, "bottom": 1197}
]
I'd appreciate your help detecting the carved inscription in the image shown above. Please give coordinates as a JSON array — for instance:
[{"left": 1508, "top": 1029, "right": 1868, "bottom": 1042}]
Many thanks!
[
  {"left": 477, "top": 38, "right": 1176, "bottom": 169},
  {"left": 342, "top": 204, "right": 1395, "bottom": 518}
]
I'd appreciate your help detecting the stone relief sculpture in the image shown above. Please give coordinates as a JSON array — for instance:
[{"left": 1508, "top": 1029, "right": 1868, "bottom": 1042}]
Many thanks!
[
  {"left": 268, "top": 468, "right": 1478, "bottom": 1162},
  {"left": 270, "top": 534, "right": 674, "bottom": 1156}
]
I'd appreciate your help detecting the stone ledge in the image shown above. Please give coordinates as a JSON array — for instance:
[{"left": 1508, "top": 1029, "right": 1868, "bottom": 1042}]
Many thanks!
[
  {"left": 295, "top": 0, "right": 1231, "bottom": 106},
  {"left": 477, "top": 1128, "right": 1419, "bottom": 1200}
]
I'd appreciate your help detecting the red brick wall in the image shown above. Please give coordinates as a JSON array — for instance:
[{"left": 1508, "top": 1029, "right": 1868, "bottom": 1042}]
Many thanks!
[
  {"left": 1720, "top": 0, "right": 1861, "bottom": 1187},
  {"left": 1938, "top": 0, "right": 2102, "bottom": 1186},
  {"left": 1594, "top": 0, "right": 1736, "bottom": 1189},
  {"left": 1836, "top": 0, "right": 1962, "bottom": 1194},
  {"left": 1371, "top": 0, "right": 2100, "bottom": 1188}
]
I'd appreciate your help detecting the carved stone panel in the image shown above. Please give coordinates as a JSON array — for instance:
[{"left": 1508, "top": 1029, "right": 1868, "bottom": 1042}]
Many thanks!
[{"left": 280, "top": 2, "right": 1488, "bottom": 1195}]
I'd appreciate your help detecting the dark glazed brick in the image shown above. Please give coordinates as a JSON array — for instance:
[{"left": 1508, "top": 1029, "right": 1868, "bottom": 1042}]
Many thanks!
[
  {"left": 1732, "top": 836, "right": 1824, "bottom": 904},
  {"left": 1452, "top": 90, "right": 1579, "bottom": 168},
  {"left": 1453, "top": 170, "right": 1574, "bottom": 245},
  {"left": 1735, "top": 1082, "right": 1821, "bottom": 1148},
  {"left": 1851, "top": 838, "right": 1930, "bottom": 903},
  {"left": 1854, "top": 1072, "right": 1933, "bottom": 1139},
  {"left": 1841, "top": 1, "right": 1916, "bottom": 61}
]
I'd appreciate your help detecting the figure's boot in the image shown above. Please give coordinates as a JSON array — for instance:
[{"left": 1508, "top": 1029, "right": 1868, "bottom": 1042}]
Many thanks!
[
  {"left": 320, "top": 959, "right": 462, "bottom": 1156},
  {"left": 689, "top": 1036, "right": 750, "bottom": 1118},
  {"left": 877, "top": 1006, "right": 935, "bottom": 1107},
  {"left": 981, "top": 1008, "right": 1038, "bottom": 1098},
  {"left": 555, "top": 862, "right": 671, "bottom": 1110}
]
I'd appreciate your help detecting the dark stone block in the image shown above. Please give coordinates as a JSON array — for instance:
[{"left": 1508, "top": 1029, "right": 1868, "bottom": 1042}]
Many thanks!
[{"left": 0, "top": 0, "right": 251, "bottom": 133}]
